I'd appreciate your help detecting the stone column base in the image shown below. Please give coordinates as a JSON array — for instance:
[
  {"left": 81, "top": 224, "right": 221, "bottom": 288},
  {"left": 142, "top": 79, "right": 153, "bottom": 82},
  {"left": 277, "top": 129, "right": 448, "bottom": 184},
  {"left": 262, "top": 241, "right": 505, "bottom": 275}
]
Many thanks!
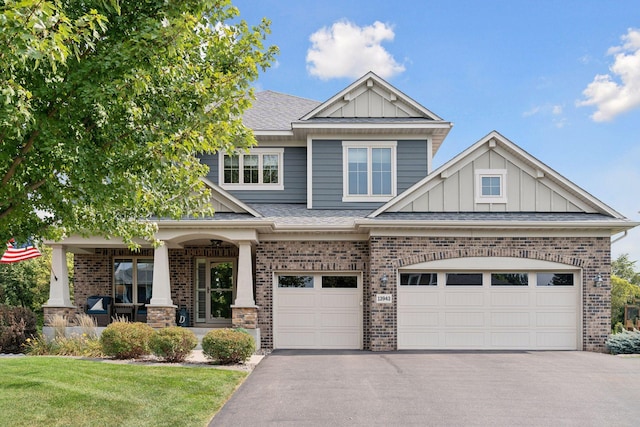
[
  {"left": 231, "top": 306, "right": 258, "bottom": 329},
  {"left": 43, "top": 306, "right": 77, "bottom": 325},
  {"left": 147, "top": 306, "right": 177, "bottom": 328}
]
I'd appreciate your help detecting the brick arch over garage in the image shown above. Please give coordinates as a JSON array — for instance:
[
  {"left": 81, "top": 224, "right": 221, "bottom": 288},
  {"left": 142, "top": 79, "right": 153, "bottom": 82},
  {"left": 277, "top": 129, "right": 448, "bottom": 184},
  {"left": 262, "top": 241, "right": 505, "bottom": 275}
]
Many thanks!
[{"left": 394, "top": 248, "right": 588, "bottom": 270}]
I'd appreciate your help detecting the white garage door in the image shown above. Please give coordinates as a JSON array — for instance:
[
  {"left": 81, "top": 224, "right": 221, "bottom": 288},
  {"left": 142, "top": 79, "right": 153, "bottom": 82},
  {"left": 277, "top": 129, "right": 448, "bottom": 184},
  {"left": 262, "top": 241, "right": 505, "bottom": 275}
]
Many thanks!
[
  {"left": 398, "top": 259, "right": 580, "bottom": 350},
  {"left": 274, "top": 274, "right": 362, "bottom": 349}
]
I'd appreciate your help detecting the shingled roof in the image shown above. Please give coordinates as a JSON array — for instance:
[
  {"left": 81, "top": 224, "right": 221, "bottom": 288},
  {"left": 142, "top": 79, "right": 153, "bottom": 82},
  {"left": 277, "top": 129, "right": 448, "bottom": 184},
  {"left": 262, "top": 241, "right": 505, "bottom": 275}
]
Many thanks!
[{"left": 243, "top": 91, "right": 321, "bottom": 131}]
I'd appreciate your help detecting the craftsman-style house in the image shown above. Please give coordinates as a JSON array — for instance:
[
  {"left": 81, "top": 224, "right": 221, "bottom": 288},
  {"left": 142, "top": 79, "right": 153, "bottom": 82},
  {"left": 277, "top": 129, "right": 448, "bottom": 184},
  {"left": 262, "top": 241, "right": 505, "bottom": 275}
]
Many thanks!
[{"left": 44, "top": 72, "right": 638, "bottom": 352}]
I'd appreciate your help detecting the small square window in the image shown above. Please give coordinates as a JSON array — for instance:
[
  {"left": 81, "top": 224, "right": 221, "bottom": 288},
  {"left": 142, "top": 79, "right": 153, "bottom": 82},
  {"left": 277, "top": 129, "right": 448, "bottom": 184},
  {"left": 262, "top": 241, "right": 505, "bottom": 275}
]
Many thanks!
[
  {"left": 482, "top": 176, "right": 502, "bottom": 196},
  {"left": 475, "top": 169, "right": 507, "bottom": 204}
]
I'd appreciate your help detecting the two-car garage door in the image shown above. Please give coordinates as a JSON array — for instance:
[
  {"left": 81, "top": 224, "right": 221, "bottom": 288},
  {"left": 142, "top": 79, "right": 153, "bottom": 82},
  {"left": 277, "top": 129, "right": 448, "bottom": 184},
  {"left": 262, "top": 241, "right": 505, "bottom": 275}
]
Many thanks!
[{"left": 398, "top": 258, "right": 581, "bottom": 350}]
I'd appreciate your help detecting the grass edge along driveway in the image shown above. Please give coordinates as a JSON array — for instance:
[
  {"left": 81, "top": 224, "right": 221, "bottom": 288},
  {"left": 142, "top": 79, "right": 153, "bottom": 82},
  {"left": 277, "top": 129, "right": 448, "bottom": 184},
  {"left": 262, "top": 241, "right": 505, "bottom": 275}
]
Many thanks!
[{"left": 0, "top": 356, "right": 247, "bottom": 427}]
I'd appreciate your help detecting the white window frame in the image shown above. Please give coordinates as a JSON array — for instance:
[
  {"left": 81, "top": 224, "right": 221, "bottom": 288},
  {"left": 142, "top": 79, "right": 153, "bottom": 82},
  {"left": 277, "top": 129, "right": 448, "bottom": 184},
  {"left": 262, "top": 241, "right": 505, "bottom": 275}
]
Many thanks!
[
  {"left": 342, "top": 141, "right": 397, "bottom": 202},
  {"left": 475, "top": 169, "right": 507, "bottom": 204},
  {"left": 219, "top": 148, "right": 284, "bottom": 191}
]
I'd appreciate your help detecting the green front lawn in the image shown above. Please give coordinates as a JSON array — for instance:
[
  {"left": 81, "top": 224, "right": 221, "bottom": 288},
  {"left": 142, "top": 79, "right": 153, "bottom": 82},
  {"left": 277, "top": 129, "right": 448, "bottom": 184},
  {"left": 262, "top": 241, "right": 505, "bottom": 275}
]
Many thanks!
[{"left": 0, "top": 357, "right": 247, "bottom": 427}]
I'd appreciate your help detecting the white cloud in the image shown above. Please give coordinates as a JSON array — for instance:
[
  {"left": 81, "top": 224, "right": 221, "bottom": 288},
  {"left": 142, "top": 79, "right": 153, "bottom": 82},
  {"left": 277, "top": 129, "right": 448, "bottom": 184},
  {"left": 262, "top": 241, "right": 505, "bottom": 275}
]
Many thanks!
[
  {"left": 578, "top": 28, "right": 640, "bottom": 121},
  {"left": 306, "top": 20, "right": 405, "bottom": 80}
]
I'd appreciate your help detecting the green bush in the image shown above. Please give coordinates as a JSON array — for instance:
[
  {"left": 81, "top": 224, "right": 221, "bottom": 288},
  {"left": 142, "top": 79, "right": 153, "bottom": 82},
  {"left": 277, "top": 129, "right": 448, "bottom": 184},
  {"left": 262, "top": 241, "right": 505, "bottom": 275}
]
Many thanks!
[
  {"left": 100, "top": 321, "right": 154, "bottom": 359},
  {"left": 149, "top": 327, "right": 197, "bottom": 362},
  {"left": 0, "top": 304, "right": 37, "bottom": 353},
  {"left": 201, "top": 328, "right": 255, "bottom": 364},
  {"left": 606, "top": 329, "right": 640, "bottom": 355}
]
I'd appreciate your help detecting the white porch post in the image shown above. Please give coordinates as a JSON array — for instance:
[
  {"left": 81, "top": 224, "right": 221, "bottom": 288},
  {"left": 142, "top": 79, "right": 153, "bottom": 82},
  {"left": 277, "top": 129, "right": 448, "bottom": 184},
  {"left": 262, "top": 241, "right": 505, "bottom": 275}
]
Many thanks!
[
  {"left": 45, "top": 244, "right": 72, "bottom": 307},
  {"left": 233, "top": 240, "right": 256, "bottom": 307},
  {"left": 149, "top": 242, "right": 174, "bottom": 306}
]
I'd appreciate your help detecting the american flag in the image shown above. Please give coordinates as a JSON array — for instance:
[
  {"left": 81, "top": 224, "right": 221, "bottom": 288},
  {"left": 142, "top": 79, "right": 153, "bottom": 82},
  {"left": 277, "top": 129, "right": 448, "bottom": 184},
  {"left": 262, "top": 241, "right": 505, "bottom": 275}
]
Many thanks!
[{"left": 0, "top": 239, "right": 42, "bottom": 264}]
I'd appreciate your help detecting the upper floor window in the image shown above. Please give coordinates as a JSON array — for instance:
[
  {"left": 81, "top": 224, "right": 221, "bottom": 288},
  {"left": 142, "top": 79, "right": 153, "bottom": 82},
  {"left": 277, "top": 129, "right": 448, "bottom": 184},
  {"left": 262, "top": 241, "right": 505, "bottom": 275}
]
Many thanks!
[
  {"left": 475, "top": 169, "right": 507, "bottom": 204},
  {"left": 342, "top": 141, "right": 396, "bottom": 202},
  {"left": 219, "top": 148, "right": 284, "bottom": 191}
]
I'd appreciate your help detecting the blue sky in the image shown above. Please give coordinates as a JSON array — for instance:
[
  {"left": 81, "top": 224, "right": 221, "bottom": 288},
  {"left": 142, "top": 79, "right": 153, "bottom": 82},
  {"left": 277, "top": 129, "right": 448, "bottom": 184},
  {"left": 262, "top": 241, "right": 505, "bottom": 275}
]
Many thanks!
[{"left": 234, "top": 0, "right": 640, "bottom": 264}]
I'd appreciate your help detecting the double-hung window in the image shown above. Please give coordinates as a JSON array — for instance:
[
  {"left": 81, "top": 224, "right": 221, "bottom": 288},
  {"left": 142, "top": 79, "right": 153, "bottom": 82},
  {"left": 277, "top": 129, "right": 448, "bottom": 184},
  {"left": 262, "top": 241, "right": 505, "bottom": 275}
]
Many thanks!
[
  {"left": 220, "top": 148, "right": 284, "bottom": 190},
  {"left": 343, "top": 141, "right": 396, "bottom": 202},
  {"left": 475, "top": 169, "right": 507, "bottom": 203}
]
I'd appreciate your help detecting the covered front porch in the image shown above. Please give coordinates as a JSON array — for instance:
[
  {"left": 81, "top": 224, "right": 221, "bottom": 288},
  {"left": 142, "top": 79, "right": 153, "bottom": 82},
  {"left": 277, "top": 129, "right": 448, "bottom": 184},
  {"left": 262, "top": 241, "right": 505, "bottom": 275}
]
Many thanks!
[{"left": 42, "top": 228, "right": 264, "bottom": 346}]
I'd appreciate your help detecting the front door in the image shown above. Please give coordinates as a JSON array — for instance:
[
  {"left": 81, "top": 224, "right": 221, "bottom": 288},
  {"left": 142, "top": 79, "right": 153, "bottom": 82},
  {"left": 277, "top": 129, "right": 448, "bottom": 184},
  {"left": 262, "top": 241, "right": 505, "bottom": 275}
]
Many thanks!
[{"left": 195, "top": 259, "right": 235, "bottom": 325}]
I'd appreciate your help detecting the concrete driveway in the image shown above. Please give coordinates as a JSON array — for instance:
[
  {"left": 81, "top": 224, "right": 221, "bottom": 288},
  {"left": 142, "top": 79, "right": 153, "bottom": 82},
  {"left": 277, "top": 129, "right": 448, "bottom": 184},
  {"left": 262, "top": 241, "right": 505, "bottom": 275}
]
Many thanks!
[{"left": 210, "top": 350, "right": 640, "bottom": 426}]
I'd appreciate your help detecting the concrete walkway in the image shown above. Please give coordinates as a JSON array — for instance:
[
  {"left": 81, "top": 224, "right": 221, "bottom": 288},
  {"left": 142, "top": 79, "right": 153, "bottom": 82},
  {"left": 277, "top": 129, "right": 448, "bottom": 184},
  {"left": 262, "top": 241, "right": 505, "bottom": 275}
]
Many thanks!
[{"left": 210, "top": 350, "right": 640, "bottom": 426}]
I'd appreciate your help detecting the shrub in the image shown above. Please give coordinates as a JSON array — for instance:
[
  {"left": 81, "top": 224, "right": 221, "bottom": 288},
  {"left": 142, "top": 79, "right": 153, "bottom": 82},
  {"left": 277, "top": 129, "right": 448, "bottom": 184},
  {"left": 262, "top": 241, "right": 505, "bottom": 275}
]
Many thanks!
[
  {"left": 606, "top": 329, "right": 640, "bottom": 355},
  {"left": 201, "top": 328, "right": 255, "bottom": 364},
  {"left": 149, "top": 327, "right": 198, "bottom": 362},
  {"left": 100, "top": 321, "right": 154, "bottom": 359},
  {"left": 0, "top": 304, "right": 37, "bottom": 353}
]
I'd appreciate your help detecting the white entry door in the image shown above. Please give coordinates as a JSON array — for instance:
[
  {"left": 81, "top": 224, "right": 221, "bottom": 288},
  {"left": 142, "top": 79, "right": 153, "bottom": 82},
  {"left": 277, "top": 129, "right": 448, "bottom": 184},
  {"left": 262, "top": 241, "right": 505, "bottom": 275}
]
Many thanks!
[{"left": 274, "top": 274, "right": 362, "bottom": 349}]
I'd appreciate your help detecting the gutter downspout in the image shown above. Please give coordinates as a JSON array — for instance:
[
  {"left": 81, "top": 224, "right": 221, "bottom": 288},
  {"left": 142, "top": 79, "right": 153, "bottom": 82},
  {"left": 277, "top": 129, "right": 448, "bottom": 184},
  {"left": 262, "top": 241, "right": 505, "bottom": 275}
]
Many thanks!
[{"left": 611, "top": 230, "right": 628, "bottom": 245}]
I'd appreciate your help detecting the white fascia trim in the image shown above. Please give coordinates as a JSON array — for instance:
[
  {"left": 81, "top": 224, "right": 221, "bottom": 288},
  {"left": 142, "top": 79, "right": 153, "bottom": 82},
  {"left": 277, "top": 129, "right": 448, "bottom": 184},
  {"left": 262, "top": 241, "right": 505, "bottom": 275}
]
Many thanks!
[
  {"left": 307, "top": 136, "right": 313, "bottom": 209},
  {"left": 292, "top": 122, "right": 452, "bottom": 130},
  {"left": 355, "top": 219, "right": 640, "bottom": 231},
  {"left": 252, "top": 130, "right": 294, "bottom": 137},
  {"left": 367, "top": 229, "right": 613, "bottom": 238},
  {"left": 259, "top": 233, "right": 369, "bottom": 241}
]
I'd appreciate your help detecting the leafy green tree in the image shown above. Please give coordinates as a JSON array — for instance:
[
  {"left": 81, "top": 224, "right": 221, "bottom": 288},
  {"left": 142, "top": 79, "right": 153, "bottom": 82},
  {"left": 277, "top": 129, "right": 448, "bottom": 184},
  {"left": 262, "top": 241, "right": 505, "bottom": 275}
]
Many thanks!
[
  {"left": 1, "top": 0, "right": 277, "bottom": 247},
  {"left": 611, "top": 275, "right": 640, "bottom": 327},
  {"left": 612, "top": 254, "right": 640, "bottom": 285}
]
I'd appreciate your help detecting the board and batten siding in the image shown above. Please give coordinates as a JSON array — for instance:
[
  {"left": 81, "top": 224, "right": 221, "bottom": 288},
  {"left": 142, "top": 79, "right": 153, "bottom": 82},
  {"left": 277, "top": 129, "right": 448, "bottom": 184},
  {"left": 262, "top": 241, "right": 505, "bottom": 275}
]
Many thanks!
[
  {"left": 201, "top": 147, "right": 307, "bottom": 204},
  {"left": 399, "top": 149, "right": 590, "bottom": 213},
  {"left": 312, "top": 139, "right": 429, "bottom": 209}
]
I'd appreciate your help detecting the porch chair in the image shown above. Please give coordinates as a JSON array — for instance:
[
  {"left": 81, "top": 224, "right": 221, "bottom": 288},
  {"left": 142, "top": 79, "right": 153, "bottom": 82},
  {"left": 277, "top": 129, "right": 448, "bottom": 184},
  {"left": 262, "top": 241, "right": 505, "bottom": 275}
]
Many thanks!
[{"left": 86, "top": 295, "right": 113, "bottom": 327}]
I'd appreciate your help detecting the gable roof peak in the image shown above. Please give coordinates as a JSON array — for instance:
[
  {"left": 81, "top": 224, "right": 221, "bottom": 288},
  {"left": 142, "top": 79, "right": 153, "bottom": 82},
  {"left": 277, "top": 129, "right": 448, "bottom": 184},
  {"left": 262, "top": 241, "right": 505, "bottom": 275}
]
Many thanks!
[{"left": 300, "top": 71, "right": 445, "bottom": 121}]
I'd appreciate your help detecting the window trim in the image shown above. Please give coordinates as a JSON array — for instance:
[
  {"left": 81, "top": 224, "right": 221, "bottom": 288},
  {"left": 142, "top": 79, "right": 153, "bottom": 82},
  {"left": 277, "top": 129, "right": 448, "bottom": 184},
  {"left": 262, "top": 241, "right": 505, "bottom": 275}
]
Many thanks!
[
  {"left": 475, "top": 169, "right": 507, "bottom": 204},
  {"left": 219, "top": 148, "right": 284, "bottom": 191},
  {"left": 342, "top": 141, "right": 397, "bottom": 202}
]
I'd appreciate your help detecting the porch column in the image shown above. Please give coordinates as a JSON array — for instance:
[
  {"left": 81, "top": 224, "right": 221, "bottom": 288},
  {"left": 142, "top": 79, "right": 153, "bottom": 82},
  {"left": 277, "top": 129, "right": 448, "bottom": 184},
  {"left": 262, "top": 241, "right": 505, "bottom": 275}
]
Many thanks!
[
  {"left": 231, "top": 240, "right": 259, "bottom": 348},
  {"left": 148, "top": 242, "right": 176, "bottom": 327},
  {"left": 233, "top": 241, "right": 255, "bottom": 307},
  {"left": 149, "top": 242, "right": 173, "bottom": 306},
  {"left": 42, "top": 244, "right": 75, "bottom": 324},
  {"left": 45, "top": 244, "right": 72, "bottom": 307}
]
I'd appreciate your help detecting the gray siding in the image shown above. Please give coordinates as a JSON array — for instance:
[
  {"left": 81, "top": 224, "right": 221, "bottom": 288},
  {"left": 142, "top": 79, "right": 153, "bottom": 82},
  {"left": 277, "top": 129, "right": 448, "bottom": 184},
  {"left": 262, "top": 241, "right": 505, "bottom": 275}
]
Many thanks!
[
  {"left": 312, "top": 139, "right": 428, "bottom": 209},
  {"left": 200, "top": 147, "right": 307, "bottom": 204}
]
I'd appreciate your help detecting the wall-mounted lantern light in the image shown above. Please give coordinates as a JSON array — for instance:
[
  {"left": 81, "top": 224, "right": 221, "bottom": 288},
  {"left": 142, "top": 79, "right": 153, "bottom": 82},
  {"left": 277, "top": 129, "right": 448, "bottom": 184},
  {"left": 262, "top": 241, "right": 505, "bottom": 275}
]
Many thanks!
[
  {"left": 381, "top": 274, "right": 388, "bottom": 286},
  {"left": 594, "top": 274, "right": 604, "bottom": 287}
]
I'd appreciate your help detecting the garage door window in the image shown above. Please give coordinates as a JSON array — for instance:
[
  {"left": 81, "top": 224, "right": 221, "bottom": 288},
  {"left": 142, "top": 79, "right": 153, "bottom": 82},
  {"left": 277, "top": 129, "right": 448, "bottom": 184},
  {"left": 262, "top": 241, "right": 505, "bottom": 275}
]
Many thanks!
[
  {"left": 400, "top": 273, "right": 437, "bottom": 286},
  {"left": 537, "top": 273, "right": 574, "bottom": 286},
  {"left": 446, "top": 273, "right": 482, "bottom": 286},
  {"left": 278, "top": 276, "right": 314, "bottom": 288},
  {"left": 322, "top": 276, "right": 358, "bottom": 288},
  {"left": 491, "top": 273, "right": 529, "bottom": 286}
]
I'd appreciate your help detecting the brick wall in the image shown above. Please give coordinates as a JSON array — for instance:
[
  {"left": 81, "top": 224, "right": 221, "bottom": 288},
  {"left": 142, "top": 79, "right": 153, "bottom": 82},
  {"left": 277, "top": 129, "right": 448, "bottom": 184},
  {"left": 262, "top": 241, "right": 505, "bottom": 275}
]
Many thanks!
[
  {"left": 368, "top": 236, "right": 610, "bottom": 352},
  {"left": 255, "top": 240, "right": 370, "bottom": 349}
]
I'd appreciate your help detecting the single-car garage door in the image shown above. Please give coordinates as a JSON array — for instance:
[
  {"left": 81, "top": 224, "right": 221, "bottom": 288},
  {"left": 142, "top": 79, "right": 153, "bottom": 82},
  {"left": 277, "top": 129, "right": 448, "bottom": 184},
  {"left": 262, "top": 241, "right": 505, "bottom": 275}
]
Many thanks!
[
  {"left": 274, "top": 274, "right": 362, "bottom": 349},
  {"left": 398, "top": 258, "right": 580, "bottom": 350}
]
